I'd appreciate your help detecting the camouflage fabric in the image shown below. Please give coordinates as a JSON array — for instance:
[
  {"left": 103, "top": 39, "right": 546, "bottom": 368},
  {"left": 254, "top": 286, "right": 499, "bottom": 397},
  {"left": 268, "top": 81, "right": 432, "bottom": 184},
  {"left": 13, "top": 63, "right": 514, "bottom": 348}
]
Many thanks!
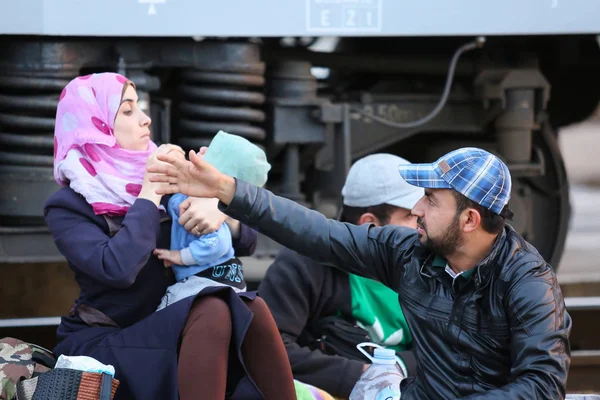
[{"left": 0, "top": 338, "right": 35, "bottom": 400}]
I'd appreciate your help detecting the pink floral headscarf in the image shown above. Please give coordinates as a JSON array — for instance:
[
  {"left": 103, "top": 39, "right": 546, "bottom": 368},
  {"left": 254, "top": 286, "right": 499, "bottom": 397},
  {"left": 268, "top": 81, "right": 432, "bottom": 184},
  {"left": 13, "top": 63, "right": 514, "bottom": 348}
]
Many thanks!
[{"left": 53, "top": 73, "right": 158, "bottom": 216}]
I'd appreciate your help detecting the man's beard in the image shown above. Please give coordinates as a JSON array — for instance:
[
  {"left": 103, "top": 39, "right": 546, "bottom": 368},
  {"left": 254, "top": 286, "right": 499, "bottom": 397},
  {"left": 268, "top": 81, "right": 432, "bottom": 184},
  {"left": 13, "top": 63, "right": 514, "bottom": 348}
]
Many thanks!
[{"left": 418, "top": 215, "right": 462, "bottom": 257}]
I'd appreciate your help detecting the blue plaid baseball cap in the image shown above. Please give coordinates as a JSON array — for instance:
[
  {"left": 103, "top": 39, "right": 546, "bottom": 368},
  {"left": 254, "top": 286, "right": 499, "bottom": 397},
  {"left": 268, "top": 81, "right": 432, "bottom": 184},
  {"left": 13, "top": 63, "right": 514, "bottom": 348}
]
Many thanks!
[{"left": 398, "top": 147, "right": 513, "bottom": 218}]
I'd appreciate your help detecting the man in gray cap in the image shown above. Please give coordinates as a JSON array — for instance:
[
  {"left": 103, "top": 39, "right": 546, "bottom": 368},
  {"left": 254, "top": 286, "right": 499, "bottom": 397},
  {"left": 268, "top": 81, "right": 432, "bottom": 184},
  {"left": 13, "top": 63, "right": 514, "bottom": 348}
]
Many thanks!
[{"left": 258, "top": 154, "right": 423, "bottom": 398}]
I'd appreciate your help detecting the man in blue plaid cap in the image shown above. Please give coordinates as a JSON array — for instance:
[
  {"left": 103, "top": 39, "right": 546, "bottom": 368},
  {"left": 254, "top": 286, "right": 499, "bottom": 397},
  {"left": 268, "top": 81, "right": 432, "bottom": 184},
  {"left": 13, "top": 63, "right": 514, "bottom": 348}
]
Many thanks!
[
  {"left": 149, "top": 146, "right": 572, "bottom": 400},
  {"left": 398, "top": 147, "right": 515, "bottom": 268}
]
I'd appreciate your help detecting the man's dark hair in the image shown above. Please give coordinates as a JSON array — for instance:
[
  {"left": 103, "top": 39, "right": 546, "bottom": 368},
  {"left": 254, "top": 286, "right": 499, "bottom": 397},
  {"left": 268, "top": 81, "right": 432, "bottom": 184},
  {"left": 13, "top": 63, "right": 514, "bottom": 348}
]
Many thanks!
[
  {"left": 451, "top": 191, "right": 505, "bottom": 235},
  {"left": 339, "top": 203, "right": 399, "bottom": 225}
]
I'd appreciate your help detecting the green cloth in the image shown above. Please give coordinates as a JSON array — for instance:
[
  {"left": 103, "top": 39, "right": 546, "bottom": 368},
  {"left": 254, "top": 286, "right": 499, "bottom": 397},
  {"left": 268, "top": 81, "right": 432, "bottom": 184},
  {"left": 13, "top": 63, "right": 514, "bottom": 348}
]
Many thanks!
[
  {"left": 348, "top": 274, "right": 412, "bottom": 352},
  {"left": 203, "top": 130, "right": 271, "bottom": 187}
]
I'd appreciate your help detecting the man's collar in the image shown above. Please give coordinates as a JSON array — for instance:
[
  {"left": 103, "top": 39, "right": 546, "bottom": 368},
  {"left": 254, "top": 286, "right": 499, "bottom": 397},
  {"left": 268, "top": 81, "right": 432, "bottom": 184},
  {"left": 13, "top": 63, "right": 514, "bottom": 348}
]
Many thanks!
[
  {"left": 432, "top": 255, "right": 446, "bottom": 268},
  {"left": 431, "top": 255, "right": 474, "bottom": 280},
  {"left": 428, "top": 229, "right": 507, "bottom": 288}
]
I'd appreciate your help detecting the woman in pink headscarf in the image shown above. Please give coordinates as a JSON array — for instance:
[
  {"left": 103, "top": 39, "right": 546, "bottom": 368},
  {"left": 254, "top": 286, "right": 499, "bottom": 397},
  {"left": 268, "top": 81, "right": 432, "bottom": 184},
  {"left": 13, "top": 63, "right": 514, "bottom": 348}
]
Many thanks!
[{"left": 44, "top": 73, "right": 296, "bottom": 399}]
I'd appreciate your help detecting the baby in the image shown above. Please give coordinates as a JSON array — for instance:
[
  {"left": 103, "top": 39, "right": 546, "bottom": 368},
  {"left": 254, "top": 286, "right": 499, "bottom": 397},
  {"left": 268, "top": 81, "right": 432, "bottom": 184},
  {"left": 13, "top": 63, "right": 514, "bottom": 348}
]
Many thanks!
[{"left": 154, "top": 131, "right": 270, "bottom": 311}]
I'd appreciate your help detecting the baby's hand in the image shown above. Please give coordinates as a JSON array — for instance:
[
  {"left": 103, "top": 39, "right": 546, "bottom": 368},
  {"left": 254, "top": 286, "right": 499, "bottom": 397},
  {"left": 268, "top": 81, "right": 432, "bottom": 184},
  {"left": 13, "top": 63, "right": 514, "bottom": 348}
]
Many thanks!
[{"left": 153, "top": 249, "right": 183, "bottom": 268}]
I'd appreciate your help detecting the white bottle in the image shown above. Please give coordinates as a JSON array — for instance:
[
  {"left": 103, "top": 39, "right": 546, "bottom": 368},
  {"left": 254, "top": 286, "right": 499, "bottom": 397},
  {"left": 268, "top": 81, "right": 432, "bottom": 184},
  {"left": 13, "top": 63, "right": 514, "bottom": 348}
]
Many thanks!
[{"left": 349, "top": 343, "right": 405, "bottom": 400}]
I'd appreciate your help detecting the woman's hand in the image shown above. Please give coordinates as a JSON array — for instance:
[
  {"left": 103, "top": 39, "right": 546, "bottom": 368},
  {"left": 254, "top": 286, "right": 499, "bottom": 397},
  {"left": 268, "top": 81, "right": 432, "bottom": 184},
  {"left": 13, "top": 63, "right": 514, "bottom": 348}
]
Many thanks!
[
  {"left": 139, "top": 144, "right": 186, "bottom": 205},
  {"left": 179, "top": 197, "right": 227, "bottom": 236},
  {"left": 148, "top": 149, "right": 236, "bottom": 205},
  {"left": 146, "top": 144, "right": 186, "bottom": 172},
  {"left": 176, "top": 146, "right": 226, "bottom": 236}
]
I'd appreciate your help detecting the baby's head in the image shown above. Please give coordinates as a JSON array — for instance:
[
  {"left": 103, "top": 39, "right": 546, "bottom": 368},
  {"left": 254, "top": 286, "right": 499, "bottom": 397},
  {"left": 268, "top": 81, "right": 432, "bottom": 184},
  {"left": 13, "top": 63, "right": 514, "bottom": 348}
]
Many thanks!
[{"left": 204, "top": 131, "right": 271, "bottom": 187}]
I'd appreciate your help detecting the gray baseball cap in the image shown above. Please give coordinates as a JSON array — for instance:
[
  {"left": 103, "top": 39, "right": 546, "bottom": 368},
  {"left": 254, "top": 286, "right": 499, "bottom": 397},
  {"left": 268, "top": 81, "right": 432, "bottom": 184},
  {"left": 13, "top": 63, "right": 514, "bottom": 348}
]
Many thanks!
[{"left": 341, "top": 153, "right": 425, "bottom": 210}]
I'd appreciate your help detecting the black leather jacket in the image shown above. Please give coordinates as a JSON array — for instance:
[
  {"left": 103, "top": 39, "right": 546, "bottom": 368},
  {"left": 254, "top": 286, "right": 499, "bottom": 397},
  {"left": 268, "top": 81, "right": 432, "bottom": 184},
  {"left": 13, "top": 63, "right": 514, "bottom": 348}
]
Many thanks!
[{"left": 223, "top": 181, "right": 572, "bottom": 399}]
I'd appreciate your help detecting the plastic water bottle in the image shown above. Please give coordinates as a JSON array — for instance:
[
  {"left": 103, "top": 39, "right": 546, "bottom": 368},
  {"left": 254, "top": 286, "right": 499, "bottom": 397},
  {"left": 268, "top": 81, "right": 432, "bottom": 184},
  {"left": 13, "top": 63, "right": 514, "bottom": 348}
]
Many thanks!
[{"left": 349, "top": 343, "right": 405, "bottom": 400}]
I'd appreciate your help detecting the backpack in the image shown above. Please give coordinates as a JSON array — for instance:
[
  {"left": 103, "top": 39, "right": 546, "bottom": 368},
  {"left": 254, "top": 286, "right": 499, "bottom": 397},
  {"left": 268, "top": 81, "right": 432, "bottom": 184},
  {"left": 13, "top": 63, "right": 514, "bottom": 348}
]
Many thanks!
[{"left": 0, "top": 337, "right": 119, "bottom": 400}]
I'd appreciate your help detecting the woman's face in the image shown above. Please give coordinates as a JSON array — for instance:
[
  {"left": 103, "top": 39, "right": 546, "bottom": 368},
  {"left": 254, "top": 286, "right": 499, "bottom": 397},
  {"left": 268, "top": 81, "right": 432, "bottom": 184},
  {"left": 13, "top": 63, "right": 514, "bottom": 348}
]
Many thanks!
[{"left": 113, "top": 84, "right": 152, "bottom": 151}]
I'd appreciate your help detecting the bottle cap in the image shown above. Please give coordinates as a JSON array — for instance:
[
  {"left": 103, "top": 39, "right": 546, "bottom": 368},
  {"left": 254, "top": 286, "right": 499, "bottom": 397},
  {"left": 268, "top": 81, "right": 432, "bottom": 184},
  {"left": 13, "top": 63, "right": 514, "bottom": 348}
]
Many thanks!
[{"left": 373, "top": 348, "right": 397, "bottom": 364}]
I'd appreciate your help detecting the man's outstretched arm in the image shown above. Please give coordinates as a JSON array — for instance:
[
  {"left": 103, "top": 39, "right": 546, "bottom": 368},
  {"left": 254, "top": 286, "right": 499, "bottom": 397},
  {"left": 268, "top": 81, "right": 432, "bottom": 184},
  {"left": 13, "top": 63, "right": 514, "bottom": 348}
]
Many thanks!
[{"left": 149, "top": 151, "right": 418, "bottom": 288}]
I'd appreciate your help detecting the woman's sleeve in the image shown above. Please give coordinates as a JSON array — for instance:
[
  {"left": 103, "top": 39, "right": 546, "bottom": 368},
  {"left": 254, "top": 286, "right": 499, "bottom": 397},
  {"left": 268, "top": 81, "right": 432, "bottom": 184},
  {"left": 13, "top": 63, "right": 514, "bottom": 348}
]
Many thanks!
[{"left": 44, "top": 196, "right": 161, "bottom": 289}]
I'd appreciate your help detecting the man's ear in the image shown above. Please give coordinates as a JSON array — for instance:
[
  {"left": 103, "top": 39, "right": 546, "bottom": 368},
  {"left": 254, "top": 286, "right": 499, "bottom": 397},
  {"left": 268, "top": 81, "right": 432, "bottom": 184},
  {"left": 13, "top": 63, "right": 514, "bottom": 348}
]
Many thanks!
[
  {"left": 463, "top": 208, "right": 481, "bottom": 233},
  {"left": 358, "top": 213, "right": 379, "bottom": 226}
]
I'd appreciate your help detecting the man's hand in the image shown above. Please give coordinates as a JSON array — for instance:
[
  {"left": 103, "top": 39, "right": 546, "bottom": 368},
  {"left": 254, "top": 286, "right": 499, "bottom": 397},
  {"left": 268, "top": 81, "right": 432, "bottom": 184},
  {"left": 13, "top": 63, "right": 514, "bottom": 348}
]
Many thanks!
[
  {"left": 147, "top": 150, "right": 236, "bottom": 205},
  {"left": 153, "top": 248, "right": 183, "bottom": 267}
]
